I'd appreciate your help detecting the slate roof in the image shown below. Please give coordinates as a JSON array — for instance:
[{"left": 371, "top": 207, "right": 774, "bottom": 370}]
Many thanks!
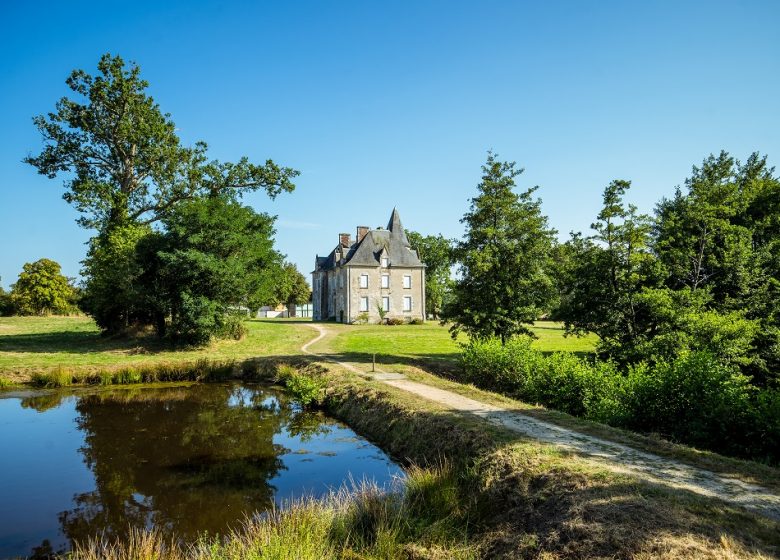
[{"left": 315, "top": 208, "right": 424, "bottom": 271}]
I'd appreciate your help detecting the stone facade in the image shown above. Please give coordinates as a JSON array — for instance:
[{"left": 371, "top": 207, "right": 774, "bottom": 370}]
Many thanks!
[{"left": 312, "top": 209, "right": 426, "bottom": 323}]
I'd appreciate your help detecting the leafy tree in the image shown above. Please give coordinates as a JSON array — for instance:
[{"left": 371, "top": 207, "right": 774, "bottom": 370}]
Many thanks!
[
  {"left": 443, "top": 152, "right": 556, "bottom": 343},
  {"left": 407, "top": 231, "right": 453, "bottom": 319},
  {"left": 135, "top": 196, "right": 281, "bottom": 344},
  {"left": 0, "top": 282, "right": 15, "bottom": 316},
  {"left": 25, "top": 53, "right": 299, "bottom": 233},
  {"left": 283, "top": 263, "right": 311, "bottom": 305},
  {"left": 80, "top": 224, "right": 152, "bottom": 332},
  {"left": 10, "top": 258, "right": 77, "bottom": 315},
  {"left": 26, "top": 53, "right": 298, "bottom": 337},
  {"left": 556, "top": 180, "right": 663, "bottom": 360},
  {"left": 653, "top": 152, "right": 780, "bottom": 383}
]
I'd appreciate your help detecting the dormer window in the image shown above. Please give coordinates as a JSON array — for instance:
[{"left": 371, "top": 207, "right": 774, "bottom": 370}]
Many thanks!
[{"left": 381, "top": 256, "right": 389, "bottom": 268}]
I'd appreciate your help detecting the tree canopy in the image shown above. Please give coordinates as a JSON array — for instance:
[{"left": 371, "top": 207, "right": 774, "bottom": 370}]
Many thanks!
[
  {"left": 26, "top": 53, "right": 299, "bottom": 232},
  {"left": 10, "top": 258, "right": 77, "bottom": 315},
  {"left": 26, "top": 53, "right": 299, "bottom": 341}
]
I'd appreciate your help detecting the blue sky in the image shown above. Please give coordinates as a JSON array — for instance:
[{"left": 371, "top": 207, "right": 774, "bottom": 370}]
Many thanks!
[{"left": 1, "top": 1, "right": 779, "bottom": 289}]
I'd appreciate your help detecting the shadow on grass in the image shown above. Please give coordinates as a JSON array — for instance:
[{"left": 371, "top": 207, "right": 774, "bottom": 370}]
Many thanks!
[{"left": 0, "top": 330, "right": 173, "bottom": 355}]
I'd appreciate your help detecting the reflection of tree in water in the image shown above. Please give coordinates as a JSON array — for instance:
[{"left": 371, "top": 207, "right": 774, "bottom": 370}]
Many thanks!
[{"left": 55, "top": 383, "right": 325, "bottom": 547}]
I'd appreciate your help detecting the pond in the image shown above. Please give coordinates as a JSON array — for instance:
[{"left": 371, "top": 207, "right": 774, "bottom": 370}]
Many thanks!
[{"left": 0, "top": 382, "right": 403, "bottom": 559}]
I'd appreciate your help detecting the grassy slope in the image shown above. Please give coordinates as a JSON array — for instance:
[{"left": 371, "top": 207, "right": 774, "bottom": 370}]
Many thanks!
[
  {"left": 0, "top": 317, "right": 311, "bottom": 381},
  {"left": 322, "top": 364, "right": 780, "bottom": 559},
  {"left": 313, "top": 321, "right": 780, "bottom": 494}
]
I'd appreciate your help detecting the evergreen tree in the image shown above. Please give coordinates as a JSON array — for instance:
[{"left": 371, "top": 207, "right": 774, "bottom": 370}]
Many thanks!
[{"left": 443, "top": 152, "right": 556, "bottom": 343}]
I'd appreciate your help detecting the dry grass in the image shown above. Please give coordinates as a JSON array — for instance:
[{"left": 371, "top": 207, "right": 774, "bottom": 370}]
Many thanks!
[{"left": 71, "top": 473, "right": 479, "bottom": 560}]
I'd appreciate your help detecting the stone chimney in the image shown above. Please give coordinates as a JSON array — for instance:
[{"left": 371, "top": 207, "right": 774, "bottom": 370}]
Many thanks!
[
  {"left": 356, "top": 226, "right": 369, "bottom": 243},
  {"left": 339, "top": 233, "right": 352, "bottom": 247}
]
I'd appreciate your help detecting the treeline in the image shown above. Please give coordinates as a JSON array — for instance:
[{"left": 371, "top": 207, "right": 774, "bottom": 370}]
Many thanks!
[
  {"left": 421, "top": 151, "right": 780, "bottom": 463},
  {"left": 23, "top": 54, "right": 308, "bottom": 344}
]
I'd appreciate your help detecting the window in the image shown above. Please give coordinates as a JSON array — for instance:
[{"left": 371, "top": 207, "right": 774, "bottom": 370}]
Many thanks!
[
  {"left": 359, "top": 274, "right": 368, "bottom": 288},
  {"left": 359, "top": 297, "right": 369, "bottom": 312},
  {"left": 403, "top": 275, "right": 411, "bottom": 289},
  {"left": 381, "top": 274, "right": 390, "bottom": 288},
  {"left": 381, "top": 256, "right": 389, "bottom": 268},
  {"left": 403, "top": 296, "right": 412, "bottom": 311},
  {"left": 382, "top": 296, "right": 390, "bottom": 311}
]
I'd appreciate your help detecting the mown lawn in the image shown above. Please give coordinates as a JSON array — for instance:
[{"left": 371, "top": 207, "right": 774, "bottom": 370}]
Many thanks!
[
  {"left": 317, "top": 320, "right": 597, "bottom": 371},
  {"left": 0, "top": 316, "right": 312, "bottom": 378}
]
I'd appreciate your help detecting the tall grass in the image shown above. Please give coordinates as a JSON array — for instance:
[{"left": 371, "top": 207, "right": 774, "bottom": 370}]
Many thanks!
[
  {"left": 27, "top": 359, "right": 250, "bottom": 389},
  {"left": 70, "top": 465, "right": 477, "bottom": 560}
]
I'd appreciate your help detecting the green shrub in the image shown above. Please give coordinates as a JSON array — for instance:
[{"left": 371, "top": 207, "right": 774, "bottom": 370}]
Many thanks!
[
  {"left": 386, "top": 317, "right": 404, "bottom": 326},
  {"left": 409, "top": 318, "right": 424, "bottom": 325},
  {"left": 353, "top": 312, "right": 369, "bottom": 324},
  {"left": 277, "top": 364, "right": 326, "bottom": 408},
  {"left": 460, "top": 338, "right": 779, "bottom": 464}
]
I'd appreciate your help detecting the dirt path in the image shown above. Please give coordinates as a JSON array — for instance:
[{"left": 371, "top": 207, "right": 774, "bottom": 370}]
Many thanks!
[{"left": 302, "top": 323, "right": 780, "bottom": 521}]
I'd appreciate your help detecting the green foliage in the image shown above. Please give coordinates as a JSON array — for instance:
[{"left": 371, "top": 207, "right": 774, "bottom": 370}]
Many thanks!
[
  {"left": 26, "top": 53, "right": 298, "bottom": 232},
  {"left": 277, "top": 364, "right": 326, "bottom": 408},
  {"left": 407, "top": 230, "right": 454, "bottom": 319},
  {"left": 26, "top": 53, "right": 298, "bottom": 340},
  {"left": 386, "top": 317, "right": 404, "bottom": 326},
  {"left": 9, "top": 258, "right": 77, "bottom": 316},
  {"left": 81, "top": 224, "right": 151, "bottom": 332},
  {"left": 653, "top": 151, "right": 780, "bottom": 384},
  {"left": 444, "top": 152, "right": 557, "bottom": 343},
  {"left": 138, "top": 196, "right": 279, "bottom": 344},
  {"left": 555, "top": 180, "right": 662, "bottom": 360},
  {"left": 353, "top": 312, "right": 370, "bottom": 324},
  {"left": 461, "top": 338, "right": 780, "bottom": 463},
  {"left": 0, "top": 285, "right": 16, "bottom": 316}
]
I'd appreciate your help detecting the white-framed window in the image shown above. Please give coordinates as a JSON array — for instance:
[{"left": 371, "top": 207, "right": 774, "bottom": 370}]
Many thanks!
[
  {"left": 381, "top": 274, "right": 390, "bottom": 288},
  {"left": 359, "top": 274, "right": 368, "bottom": 288},
  {"left": 403, "top": 275, "right": 411, "bottom": 289},
  {"left": 381, "top": 256, "right": 389, "bottom": 268},
  {"left": 382, "top": 296, "right": 390, "bottom": 311},
  {"left": 403, "top": 296, "right": 412, "bottom": 311},
  {"left": 359, "top": 296, "right": 369, "bottom": 312}
]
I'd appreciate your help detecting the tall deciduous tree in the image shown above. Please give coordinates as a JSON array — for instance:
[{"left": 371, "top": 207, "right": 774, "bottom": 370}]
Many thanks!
[
  {"left": 25, "top": 53, "right": 299, "bottom": 232},
  {"left": 406, "top": 231, "right": 453, "bottom": 319},
  {"left": 11, "top": 259, "right": 77, "bottom": 315},
  {"left": 444, "top": 152, "right": 556, "bottom": 343}
]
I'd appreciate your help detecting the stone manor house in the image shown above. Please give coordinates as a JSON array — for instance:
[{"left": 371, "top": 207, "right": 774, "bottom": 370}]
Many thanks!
[{"left": 312, "top": 209, "right": 426, "bottom": 323}]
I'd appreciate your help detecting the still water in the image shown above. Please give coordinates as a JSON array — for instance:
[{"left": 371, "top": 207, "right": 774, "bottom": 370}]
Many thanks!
[{"left": 0, "top": 383, "right": 403, "bottom": 559}]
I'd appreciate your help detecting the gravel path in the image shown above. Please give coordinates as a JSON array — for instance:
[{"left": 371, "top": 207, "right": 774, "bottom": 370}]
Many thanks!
[{"left": 303, "top": 323, "right": 780, "bottom": 520}]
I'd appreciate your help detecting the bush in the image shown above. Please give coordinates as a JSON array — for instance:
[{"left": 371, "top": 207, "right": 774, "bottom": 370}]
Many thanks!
[
  {"left": 460, "top": 338, "right": 779, "bottom": 464},
  {"left": 409, "top": 318, "right": 424, "bottom": 325},
  {"left": 277, "top": 364, "right": 326, "bottom": 408},
  {"left": 386, "top": 317, "right": 404, "bottom": 326},
  {"left": 353, "top": 312, "right": 369, "bottom": 324}
]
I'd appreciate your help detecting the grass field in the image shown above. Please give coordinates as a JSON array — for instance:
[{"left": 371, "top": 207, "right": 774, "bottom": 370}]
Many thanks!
[
  {"left": 315, "top": 320, "right": 597, "bottom": 374},
  {"left": 0, "top": 316, "right": 312, "bottom": 380},
  {"left": 0, "top": 317, "right": 595, "bottom": 381}
]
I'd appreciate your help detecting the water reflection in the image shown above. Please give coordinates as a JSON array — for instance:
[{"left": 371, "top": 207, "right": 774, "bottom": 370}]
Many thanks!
[{"left": 0, "top": 383, "right": 402, "bottom": 559}]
